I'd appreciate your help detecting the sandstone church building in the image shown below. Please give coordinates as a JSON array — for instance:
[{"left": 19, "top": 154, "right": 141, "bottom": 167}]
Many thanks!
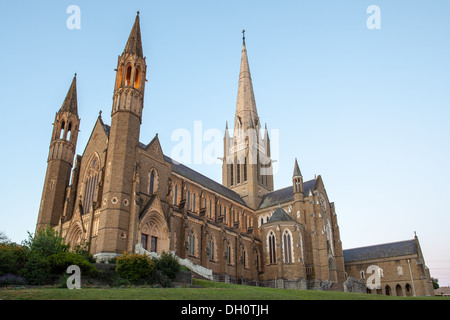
[{"left": 36, "top": 13, "right": 434, "bottom": 294}]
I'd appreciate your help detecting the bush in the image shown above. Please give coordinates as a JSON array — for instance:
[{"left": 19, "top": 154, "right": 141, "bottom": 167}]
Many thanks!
[
  {"left": 153, "top": 251, "right": 181, "bottom": 281},
  {"left": 0, "top": 244, "right": 27, "bottom": 276},
  {"left": 21, "top": 253, "right": 51, "bottom": 285},
  {"left": 46, "top": 252, "right": 97, "bottom": 277},
  {"left": 148, "top": 269, "right": 172, "bottom": 288},
  {"left": 116, "top": 252, "right": 154, "bottom": 285},
  {"left": 0, "top": 273, "right": 26, "bottom": 287},
  {"left": 22, "top": 226, "right": 70, "bottom": 259},
  {"left": 71, "top": 242, "right": 95, "bottom": 263}
]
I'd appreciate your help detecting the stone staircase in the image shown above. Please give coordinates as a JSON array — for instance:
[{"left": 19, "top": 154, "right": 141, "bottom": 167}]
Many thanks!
[
  {"left": 328, "top": 282, "right": 344, "bottom": 292},
  {"left": 135, "top": 244, "right": 214, "bottom": 281}
]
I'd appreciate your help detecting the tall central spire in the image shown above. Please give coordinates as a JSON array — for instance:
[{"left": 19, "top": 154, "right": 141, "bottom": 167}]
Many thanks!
[
  {"left": 234, "top": 31, "right": 259, "bottom": 133},
  {"left": 223, "top": 31, "right": 274, "bottom": 210},
  {"left": 123, "top": 12, "right": 143, "bottom": 57}
]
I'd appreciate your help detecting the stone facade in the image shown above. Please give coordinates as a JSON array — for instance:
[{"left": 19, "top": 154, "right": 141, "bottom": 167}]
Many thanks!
[{"left": 35, "top": 13, "right": 433, "bottom": 294}]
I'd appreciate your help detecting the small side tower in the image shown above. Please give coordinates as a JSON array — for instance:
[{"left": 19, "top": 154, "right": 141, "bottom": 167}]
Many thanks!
[
  {"left": 293, "top": 158, "right": 303, "bottom": 197},
  {"left": 37, "top": 75, "right": 80, "bottom": 230},
  {"left": 95, "top": 13, "right": 147, "bottom": 259}
]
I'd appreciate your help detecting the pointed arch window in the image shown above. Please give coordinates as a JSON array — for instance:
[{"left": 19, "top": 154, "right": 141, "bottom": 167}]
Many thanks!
[
  {"left": 268, "top": 231, "right": 277, "bottom": 264},
  {"left": 209, "top": 199, "right": 212, "bottom": 218},
  {"left": 173, "top": 185, "right": 178, "bottom": 205},
  {"left": 243, "top": 157, "right": 247, "bottom": 181},
  {"left": 187, "top": 190, "right": 190, "bottom": 210},
  {"left": 83, "top": 155, "right": 100, "bottom": 214},
  {"left": 237, "top": 159, "right": 241, "bottom": 184},
  {"left": 188, "top": 229, "right": 195, "bottom": 256},
  {"left": 59, "top": 121, "right": 65, "bottom": 139},
  {"left": 149, "top": 170, "right": 155, "bottom": 194},
  {"left": 67, "top": 122, "right": 72, "bottom": 142},
  {"left": 227, "top": 243, "right": 232, "bottom": 265},
  {"left": 208, "top": 237, "right": 215, "bottom": 261},
  {"left": 134, "top": 67, "right": 140, "bottom": 89},
  {"left": 283, "top": 229, "right": 293, "bottom": 263},
  {"left": 125, "top": 65, "right": 132, "bottom": 86},
  {"left": 230, "top": 164, "right": 234, "bottom": 185},
  {"left": 242, "top": 248, "right": 248, "bottom": 269}
]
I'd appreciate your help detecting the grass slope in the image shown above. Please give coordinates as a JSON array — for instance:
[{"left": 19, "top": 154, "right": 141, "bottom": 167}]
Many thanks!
[{"left": 0, "top": 279, "right": 445, "bottom": 300}]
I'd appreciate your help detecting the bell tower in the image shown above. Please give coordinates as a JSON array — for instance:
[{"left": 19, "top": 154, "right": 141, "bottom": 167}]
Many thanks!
[
  {"left": 95, "top": 12, "right": 147, "bottom": 258},
  {"left": 37, "top": 74, "right": 80, "bottom": 230},
  {"left": 223, "top": 31, "right": 273, "bottom": 210}
]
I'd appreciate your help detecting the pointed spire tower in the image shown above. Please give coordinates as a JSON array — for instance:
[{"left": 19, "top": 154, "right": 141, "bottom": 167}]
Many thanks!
[
  {"left": 37, "top": 74, "right": 81, "bottom": 230},
  {"left": 234, "top": 29, "right": 259, "bottom": 133},
  {"left": 293, "top": 158, "right": 304, "bottom": 195},
  {"left": 223, "top": 30, "right": 273, "bottom": 210},
  {"left": 97, "top": 12, "right": 148, "bottom": 257}
]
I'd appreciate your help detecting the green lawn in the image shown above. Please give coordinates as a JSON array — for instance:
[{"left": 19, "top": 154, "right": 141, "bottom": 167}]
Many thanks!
[{"left": 0, "top": 279, "right": 445, "bottom": 300}]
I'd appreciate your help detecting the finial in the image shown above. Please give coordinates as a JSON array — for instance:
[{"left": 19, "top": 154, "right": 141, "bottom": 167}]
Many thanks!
[
  {"left": 137, "top": 11, "right": 140, "bottom": 16},
  {"left": 242, "top": 29, "right": 246, "bottom": 45},
  {"left": 99, "top": 110, "right": 102, "bottom": 118},
  {"left": 74, "top": 73, "right": 77, "bottom": 78}
]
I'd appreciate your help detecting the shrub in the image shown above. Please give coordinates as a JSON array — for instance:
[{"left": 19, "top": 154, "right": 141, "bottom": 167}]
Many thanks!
[
  {"left": 46, "top": 252, "right": 97, "bottom": 277},
  {"left": 148, "top": 269, "right": 172, "bottom": 287},
  {"left": 0, "top": 243, "right": 27, "bottom": 276},
  {"left": 116, "top": 252, "right": 154, "bottom": 285},
  {"left": 71, "top": 242, "right": 95, "bottom": 263},
  {"left": 153, "top": 251, "right": 181, "bottom": 281},
  {"left": 0, "top": 273, "right": 26, "bottom": 287},
  {"left": 21, "top": 253, "right": 51, "bottom": 285}
]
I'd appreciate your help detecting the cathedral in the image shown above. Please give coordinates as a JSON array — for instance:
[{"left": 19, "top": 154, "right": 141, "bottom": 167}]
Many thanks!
[{"left": 35, "top": 13, "right": 433, "bottom": 294}]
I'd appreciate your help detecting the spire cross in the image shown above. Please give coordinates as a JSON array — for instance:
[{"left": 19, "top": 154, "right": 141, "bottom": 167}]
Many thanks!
[{"left": 242, "top": 29, "right": 246, "bottom": 44}]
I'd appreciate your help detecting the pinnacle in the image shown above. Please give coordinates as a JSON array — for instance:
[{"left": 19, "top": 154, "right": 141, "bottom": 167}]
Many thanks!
[
  {"left": 60, "top": 74, "right": 78, "bottom": 115},
  {"left": 123, "top": 12, "right": 143, "bottom": 57},
  {"left": 293, "top": 158, "right": 302, "bottom": 178}
]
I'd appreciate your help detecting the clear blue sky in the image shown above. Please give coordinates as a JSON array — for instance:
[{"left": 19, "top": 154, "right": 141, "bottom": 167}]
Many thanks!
[{"left": 0, "top": 1, "right": 449, "bottom": 286}]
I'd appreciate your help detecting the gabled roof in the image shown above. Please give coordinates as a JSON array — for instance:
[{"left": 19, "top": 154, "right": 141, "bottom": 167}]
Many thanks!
[
  {"left": 267, "top": 206, "right": 294, "bottom": 223},
  {"left": 258, "top": 179, "right": 317, "bottom": 210},
  {"left": 343, "top": 240, "right": 417, "bottom": 263}
]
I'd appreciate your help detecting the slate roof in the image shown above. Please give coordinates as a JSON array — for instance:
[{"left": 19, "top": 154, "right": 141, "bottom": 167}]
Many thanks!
[
  {"left": 343, "top": 240, "right": 417, "bottom": 263},
  {"left": 267, "top": 206, "right": 294, "bottom": 223},
  {"left": 258, "top": 179, "right": 317, "bottom": 210},
  {"left": 164, "top": 155, "right": 248, "bottom": 207}
]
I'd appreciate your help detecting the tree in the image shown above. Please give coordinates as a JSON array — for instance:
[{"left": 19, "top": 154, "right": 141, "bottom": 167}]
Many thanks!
[
  {"left": 0, "top": 231, "right": 10, "bottom": 245},
  {"left": 431, "top": 277, "right": 439, "bottom": 290},
  {"left": 22, "top": 225, "right": 70, "bottom": 258}
]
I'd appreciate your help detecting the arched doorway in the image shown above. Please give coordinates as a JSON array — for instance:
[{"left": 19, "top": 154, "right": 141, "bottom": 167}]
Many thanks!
[
  {"left": 396, "top": 284, "right": 403, "bottom": 296},
  {"left": 139, "top": 211, "right": 169, "bottom": 255},
  {"left": 66, "top": 223, "right": 84, "bottom": 249},
  {"left": 405, "top": 284, "right": 413, "bottom": 297},
  {"left": 385, "top": 285, "right": 391, "bottom": 296}
]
